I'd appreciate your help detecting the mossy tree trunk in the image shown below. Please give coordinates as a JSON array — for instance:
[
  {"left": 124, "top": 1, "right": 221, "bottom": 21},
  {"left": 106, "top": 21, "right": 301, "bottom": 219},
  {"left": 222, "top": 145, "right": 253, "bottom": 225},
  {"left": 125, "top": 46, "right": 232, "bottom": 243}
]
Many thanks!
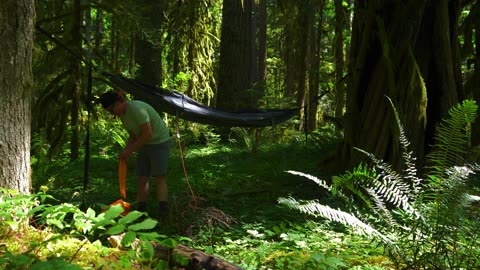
[
  {"left": 340, "top": 0, "right": 460, "bottom": 170},
  {"left": 134, "top": 0, "right": 164, "bottom": 87},
  {"left": 0, "top": 0, "right": 35, "bottom": 193}
]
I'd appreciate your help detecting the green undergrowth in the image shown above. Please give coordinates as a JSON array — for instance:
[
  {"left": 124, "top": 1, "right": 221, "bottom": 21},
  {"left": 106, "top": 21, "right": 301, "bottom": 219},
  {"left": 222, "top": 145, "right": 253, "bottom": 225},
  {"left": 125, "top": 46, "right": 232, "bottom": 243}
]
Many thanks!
[{"left": 7, "top": 135, "right": 396, "bottom": 269}]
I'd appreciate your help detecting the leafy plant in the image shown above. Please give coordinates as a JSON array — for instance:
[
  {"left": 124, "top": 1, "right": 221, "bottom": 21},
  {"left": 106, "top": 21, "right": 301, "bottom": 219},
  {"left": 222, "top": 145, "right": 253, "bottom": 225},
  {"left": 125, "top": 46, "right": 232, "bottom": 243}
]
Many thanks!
[
  {"left": 279, "top": 98, "right": 480, "bottom": 269},
  {"left": 0, "top": 189, "right": 180, "bottom": 269}
]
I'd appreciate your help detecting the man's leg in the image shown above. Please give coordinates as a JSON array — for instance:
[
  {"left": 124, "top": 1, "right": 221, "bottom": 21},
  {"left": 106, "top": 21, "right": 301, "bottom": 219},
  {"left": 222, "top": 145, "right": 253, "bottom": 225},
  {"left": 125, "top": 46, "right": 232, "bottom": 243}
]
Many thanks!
[
  {"left": 155, "top": 175, "right": 169, "bottom": 220},
  {"left": 137, "top": 176, "right": 149, "bottom": 211}
]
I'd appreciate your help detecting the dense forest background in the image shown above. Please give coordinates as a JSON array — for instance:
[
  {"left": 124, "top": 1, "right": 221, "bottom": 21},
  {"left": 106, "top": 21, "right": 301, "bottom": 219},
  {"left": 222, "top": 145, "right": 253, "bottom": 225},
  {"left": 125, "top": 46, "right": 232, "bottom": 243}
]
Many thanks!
[
  {"left": 1, "top": 0, "right": 480, "bottom": 269},
  {"left": 27, "top": 0, "right": 479, "bottom": 174}
]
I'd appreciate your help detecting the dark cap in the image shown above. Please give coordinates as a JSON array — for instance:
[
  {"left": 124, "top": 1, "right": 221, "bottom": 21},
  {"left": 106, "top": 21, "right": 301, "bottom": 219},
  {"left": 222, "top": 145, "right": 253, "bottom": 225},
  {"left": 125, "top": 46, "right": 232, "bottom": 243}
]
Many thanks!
[{"left": 99, "top": 91, "right": 120, "bottom": 109}]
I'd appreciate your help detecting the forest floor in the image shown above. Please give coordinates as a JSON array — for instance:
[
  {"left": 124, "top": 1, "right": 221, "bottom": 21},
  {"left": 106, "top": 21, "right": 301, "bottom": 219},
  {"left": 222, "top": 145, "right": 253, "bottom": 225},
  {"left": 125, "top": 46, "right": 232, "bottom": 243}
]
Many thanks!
[{"left": 12, "top": 138, "right": 395, "bottom": 269}]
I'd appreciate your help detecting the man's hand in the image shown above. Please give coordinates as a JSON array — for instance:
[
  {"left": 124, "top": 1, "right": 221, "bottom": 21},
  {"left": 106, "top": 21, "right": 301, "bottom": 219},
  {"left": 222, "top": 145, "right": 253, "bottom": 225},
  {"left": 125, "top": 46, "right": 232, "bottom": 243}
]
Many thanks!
[{"left": 119, "top": 147, "right": 133, "bottom": 160}]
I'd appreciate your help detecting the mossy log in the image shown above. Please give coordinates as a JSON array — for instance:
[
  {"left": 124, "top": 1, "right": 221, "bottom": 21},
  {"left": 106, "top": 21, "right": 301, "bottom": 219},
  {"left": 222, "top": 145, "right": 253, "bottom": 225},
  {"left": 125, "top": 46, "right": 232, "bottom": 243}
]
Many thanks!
[
  {"left": 109, "top": 234, "right": 244, "bottom": 270},
  {"left": 154, "top": 243, "right": 244, "bottom": 270}
]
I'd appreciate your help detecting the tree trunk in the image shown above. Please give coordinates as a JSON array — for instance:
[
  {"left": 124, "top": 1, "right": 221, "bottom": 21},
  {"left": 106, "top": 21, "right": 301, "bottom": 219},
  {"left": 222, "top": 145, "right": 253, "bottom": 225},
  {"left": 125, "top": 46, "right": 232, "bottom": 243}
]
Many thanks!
[
  {"left": 135, "top": 0, "right": 164, "bottom": 86},
  {"left": 339, "top": 0, "right": 463, "bottom": 171},
  {"left": 217, "top": 0, "right": 257, "bottom": 111},
  {"left": 111, "top": 16, "right": 120, "bottom": 73},
  {"left": 282, "top": 1, "right": 310, "bottom": 131},
  {"left": 69, "top": 0, "right": 82, "bottom": 161},
  {"left": 257, "top": 0, "right": 267, "bottom": 96},
  {"left": 94, "top": 0, "right": 103, "bottom": 55},
  {"left": 334, "top": 0, "right": 346, "bottom": 137},
  {"left": 464, "top": 1, "right": 480, "bottom": 145},
  {"left": 307, "top": 1, "right": 326, "bottom": 132},
  {"left": 341, "top": 0, "right": 445, "bottom": 171},
  {"left": 415, "top": 0, "right": 461, "bottom": 154},
  {"left": 0, "top": 0, "right": 35, "bottom": 193}
]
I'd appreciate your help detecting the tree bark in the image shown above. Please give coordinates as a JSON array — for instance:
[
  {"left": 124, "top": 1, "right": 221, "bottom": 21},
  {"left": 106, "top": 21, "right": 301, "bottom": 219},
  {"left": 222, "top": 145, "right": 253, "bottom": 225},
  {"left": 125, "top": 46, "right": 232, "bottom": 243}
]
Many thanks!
[
  {"left": 109, "top": 234, "right": 244, "bottom": 270},
  {"left": 341, "top": 1, "right": 434, "bottom": 171},
  {"left": 159, "top": 244, "right": 244, "bottom": 270},
  {"left": 334, "top": 0, "right": 346, "bottom": 137},
  {"left": 340, "top": 0, "right": 464, "bottom": 172},
  {"left": 306, "top": 3, "right": 325, "bottom": 132},
  {"left": 134, "top": 0, "right": 164, "bottom": 87},
  {"left": 217, "top": 0, "right": 257, "bottom": 111},
  {"left": 69, "top": 0, "right": 82, "bottom": 160},
  {"left": 463, "top": 1, "right": 480, "bottom": 145},
  {"left": 0, "top": 0, "right": 35, "bottom": 193},
  {"left": 257, "top": 0, "right": 267, "bottom": 96}
]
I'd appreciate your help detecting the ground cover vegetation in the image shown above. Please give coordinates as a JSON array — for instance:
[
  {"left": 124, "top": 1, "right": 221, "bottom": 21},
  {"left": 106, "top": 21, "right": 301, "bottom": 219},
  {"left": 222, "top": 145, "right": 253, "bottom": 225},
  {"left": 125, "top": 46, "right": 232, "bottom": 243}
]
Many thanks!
[
  {"left": 2, "top": 99, "right": 479, "bottom": 269},
  {"left": 2, "top": 1, "right": 480, "bottom": 269},
  {"left": 1, "top": 119, "right": 401, "bottom": 269}
]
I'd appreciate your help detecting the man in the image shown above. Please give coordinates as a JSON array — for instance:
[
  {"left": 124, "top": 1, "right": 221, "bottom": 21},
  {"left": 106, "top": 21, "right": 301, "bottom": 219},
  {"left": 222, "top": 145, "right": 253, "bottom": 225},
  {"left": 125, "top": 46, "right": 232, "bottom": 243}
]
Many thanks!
[{"left": 99, "top": 91, "right": 171, "bottom": 221}]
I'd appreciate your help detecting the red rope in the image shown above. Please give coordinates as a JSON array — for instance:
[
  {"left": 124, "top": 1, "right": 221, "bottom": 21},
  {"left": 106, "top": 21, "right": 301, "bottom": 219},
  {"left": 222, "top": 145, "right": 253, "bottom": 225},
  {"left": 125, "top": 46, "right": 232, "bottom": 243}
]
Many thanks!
[{"left": 174, "top": 115, "right": 197, "bottom": 212}]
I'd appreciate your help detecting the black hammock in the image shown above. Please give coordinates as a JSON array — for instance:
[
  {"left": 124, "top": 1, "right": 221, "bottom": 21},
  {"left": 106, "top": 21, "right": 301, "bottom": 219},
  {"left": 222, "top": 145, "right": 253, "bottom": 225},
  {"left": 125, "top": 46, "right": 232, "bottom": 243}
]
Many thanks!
[{"left": 102, "top": 72, "right": 299, "bottom": 127}]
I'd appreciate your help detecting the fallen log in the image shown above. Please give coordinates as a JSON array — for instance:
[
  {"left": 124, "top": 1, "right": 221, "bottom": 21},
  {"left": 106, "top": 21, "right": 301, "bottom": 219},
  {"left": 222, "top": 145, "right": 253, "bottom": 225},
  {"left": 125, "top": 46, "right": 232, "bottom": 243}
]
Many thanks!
[{"left": 109, "top": 234, "right": 244, "bottom": 270}]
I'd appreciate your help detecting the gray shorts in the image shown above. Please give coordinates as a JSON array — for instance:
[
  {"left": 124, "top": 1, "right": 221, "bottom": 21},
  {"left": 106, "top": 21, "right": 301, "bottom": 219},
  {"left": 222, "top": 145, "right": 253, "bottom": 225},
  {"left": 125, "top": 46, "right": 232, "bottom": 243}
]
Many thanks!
[{"left": 136, "top": 140, "right": 172, "bottom": 177}]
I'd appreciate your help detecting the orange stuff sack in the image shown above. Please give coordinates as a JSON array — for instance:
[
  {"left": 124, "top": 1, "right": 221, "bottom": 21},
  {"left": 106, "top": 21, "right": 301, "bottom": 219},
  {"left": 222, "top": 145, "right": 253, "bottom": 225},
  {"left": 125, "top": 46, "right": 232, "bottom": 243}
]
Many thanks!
[
  {"left": 108, "top": 199, "right": 131, "bottom": 216},
  {"left": 104, "top": 159, "right": 130, "bottom": 216},
  {"left": 119, "top": 159, "right": 127, "bottom": 199}
]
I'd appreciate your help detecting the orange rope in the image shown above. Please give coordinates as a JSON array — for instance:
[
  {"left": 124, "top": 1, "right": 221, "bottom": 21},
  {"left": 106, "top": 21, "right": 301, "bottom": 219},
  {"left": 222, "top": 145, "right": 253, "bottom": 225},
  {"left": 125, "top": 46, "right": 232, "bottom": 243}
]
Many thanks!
[{"left": 174, "top": 115, "right": 197, "bottom": 211}]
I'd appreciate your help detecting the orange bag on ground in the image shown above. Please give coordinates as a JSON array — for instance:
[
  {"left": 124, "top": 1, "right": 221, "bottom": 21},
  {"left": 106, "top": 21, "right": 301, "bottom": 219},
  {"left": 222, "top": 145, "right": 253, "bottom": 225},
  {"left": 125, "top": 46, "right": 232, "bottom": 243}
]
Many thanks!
[{"left": 107, "top": 159, "right": 131, "bottom": 216}]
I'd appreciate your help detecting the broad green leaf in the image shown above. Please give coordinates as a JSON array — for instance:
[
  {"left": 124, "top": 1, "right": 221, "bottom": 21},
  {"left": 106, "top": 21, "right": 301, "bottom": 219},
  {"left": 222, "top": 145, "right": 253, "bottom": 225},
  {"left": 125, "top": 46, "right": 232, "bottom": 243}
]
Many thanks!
[
  {"left": 127, "top": 218, "right": 157, "bottom": 231},
  {"left": 140, "top": 241, "right": 154, "bottom": 259},
  {"left": 104, "top": 204, "right": 124, "bottom": 220},
  {"left": 137, "top": 231, "right": 165, "bottom": 242},
  {"left": 28, "top": 205, "right": 47, "bottom": 215},
  {"left": 160, "top": 238, "right": 177, "bottom": 248},
  {"left": 121, "top": 231, "right": 137, "bottom": 247},
  {"left": 86, "top": 208, "right": 96, "bottom": 219},
  {"left": 118, "top": 211, "right": 143, "bottom": 224},
  {"left": 47, "top": 218, "right": 64, "bottom": 229},
  {"left": 106, "top": 224, "right": 126, "bottom": 235},
  {"left": 30, "top": 258, "right": 82, "bottom": 270}
]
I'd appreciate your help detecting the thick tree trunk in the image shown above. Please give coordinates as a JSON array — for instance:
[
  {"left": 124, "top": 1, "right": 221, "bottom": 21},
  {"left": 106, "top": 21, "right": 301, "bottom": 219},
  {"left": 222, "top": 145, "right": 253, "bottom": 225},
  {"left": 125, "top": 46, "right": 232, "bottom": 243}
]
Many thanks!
[
  {"left": 340, "top": 0, "right": 463, "bottom": 172},
  {"left": 415, "top": 0, "right": 461, "bottom": 153},
  {"left": 217, "top": 0, "right": 257, "bottom": 111},
  {"left": 257, "top": 0, "right": 267, "bottom": 96},
  {"left": 0, "top": 0, "right": 35, "bottom": 193},
  {"left": 135, "top": 0, "right": 164, "bottom": 86},
  {"left": 341, "top": 1, "right": 436, "bottom": 171},
  {"left": 283, "top": 1, "right": 309, "bottom": 108}
]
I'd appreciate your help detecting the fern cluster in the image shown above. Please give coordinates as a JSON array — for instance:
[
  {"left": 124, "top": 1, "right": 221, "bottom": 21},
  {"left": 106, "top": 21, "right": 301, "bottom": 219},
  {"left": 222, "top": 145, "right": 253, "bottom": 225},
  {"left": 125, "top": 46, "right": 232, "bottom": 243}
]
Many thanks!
[{"left": 279, "top": 98, "right": 480, "bottom": 269}]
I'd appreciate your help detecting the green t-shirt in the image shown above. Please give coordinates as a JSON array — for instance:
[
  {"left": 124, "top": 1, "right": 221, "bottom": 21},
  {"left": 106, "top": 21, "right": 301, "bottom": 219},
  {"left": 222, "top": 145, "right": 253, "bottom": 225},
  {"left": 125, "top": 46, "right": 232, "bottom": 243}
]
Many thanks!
[{"left": 120, "top": 100, "right": 170, "bottom": 144}]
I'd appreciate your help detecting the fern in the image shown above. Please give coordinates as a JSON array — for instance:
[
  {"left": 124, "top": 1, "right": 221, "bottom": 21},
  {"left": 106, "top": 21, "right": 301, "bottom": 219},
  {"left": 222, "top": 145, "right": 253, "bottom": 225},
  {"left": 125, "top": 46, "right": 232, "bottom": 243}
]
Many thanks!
[
  {"left": 385, "top": 96, "right": 423, "bottom": 196},
  {"left": 286, "top": 170, "right": 331, "bottom": 192},
  {"left": 427, "top": 99, "right": 478, "bottom": 183},
  {"left": 280, "top": 98, "right": 480, "bottom": 269},
  {"left": 278, "top": 197, "right": 392, "bottom": 244}
]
